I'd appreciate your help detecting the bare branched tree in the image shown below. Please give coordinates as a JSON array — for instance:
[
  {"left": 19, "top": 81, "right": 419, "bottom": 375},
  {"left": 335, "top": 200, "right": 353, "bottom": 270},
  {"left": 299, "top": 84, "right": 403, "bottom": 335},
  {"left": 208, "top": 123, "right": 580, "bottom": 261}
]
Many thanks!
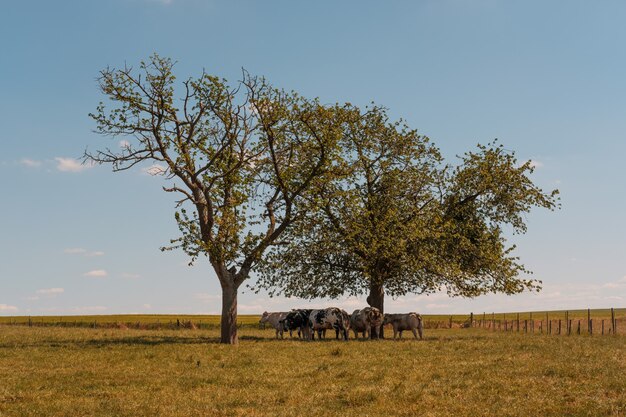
[{"left": 86, "top": 55, "right": 343, "bottom": 344}]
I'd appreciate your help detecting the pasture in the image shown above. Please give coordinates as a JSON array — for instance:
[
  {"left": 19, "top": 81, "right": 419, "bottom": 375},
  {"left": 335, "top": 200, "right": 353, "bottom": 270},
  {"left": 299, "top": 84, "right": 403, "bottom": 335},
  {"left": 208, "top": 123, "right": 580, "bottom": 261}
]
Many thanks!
[{"left": 1, "top": 320, "right": 625, "bottom": 416}]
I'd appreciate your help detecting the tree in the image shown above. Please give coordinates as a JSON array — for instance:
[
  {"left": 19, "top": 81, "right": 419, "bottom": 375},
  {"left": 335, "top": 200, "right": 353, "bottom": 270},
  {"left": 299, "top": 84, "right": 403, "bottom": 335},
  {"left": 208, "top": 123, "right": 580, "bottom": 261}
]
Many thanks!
[
  {"left": 255, "top": 105, "right": 559, "bottom": 335},
  {"left": 86, "top": 55, "right": 343, "bottom": 344}
]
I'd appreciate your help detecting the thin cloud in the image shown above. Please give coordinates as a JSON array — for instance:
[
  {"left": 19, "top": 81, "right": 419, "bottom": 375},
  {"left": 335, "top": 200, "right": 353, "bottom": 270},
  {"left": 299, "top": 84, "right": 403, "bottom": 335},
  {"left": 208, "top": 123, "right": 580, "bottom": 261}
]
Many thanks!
[
  {"left": 84, "top": 269, "right": 108, "bottom": 278},
  {"left": 20, "top": 158, "right": 42, "bottom": 168},
  {"left": 70, "top": 306, "right": 107, "bottom": 313},
  {"left": 64, "top": 248, "right": 104, "bottom": 257},
  {"left": 121, "top": 273, "right": 141, "bottom": 279},
  {"left": 194, "top": 293, "right": 221, "bottom": 302},
  {"left": 37, "top": 288, "right": 65, "bottom": 295},
  {"left": 55, "top": 157, "right": 94, "bottom": 173},
  {"left": 0, "top": 304, "right": 18, "bottom": 312},
  {"left": 64, "top": 248, "right": 87, "bottom": 255}
]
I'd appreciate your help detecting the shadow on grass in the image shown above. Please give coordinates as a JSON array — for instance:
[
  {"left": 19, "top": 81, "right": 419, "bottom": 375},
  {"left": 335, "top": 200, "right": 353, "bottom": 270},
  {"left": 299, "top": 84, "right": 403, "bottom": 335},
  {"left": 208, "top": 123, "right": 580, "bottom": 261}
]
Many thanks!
[
  {"left": 0, "top": 329, "right": 488, "bottom": 349},
  {"left": 0, "top": 334, "right": 278, "bottom": 349}
]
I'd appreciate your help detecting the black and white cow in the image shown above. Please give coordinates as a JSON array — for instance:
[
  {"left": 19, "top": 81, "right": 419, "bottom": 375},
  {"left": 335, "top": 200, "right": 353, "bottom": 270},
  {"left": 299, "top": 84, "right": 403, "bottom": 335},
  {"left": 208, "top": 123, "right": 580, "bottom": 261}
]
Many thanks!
[
  {"left": 281, "top": 309, "right": 312, "bottom": 339},
  {"left": 308, "top": 307, "right": 350, "bottom": 341}
]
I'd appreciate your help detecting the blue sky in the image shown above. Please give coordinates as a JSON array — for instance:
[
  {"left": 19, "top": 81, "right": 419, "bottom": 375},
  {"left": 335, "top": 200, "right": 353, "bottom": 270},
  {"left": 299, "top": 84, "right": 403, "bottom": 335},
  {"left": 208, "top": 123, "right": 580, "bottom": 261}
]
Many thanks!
[{"left": 1, "top": 0, "right": 625, "bottom": 316}]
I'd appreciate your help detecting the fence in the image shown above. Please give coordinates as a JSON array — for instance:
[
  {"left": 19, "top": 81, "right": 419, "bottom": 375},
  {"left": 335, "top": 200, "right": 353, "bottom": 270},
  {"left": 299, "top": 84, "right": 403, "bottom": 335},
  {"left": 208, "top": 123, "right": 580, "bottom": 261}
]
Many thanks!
[
  {"left": 469, "top": 308, "right": 623, "bottom": 336},
  {"left": 0, "top": 317, "right": 258, "bottom": 331}
]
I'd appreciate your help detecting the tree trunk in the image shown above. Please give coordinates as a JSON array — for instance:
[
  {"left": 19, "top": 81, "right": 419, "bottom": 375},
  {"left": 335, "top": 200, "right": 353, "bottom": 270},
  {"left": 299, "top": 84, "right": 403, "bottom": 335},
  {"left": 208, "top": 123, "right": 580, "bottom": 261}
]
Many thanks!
[
  {"left": 220, "top": 283, "right": 238, "bottom": 345},
  {"left": 366, "top": 281, "right": 385, "bottom": 339}
]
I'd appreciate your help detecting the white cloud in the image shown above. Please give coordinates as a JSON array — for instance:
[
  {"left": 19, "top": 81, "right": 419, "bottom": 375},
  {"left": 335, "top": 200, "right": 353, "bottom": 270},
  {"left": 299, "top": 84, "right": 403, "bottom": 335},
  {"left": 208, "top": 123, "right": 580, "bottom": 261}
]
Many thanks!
[
  {"left": 20, "top": 158, "right": 42, "bottom": 168},
  {"left": 64, "top": 248, "right": 87, "bottom": 254},
  {"left": 142, "top": 164, "right": 167, "bottom": 176},
  {"left": 24, "top": 296, "right": 40, "bottom": 301},
  {"left": 143, "top": 304, "right": 152, "bottom": 309},
  {"left": 55, "top": 157, "right": 93, "bottom": 173},
  {"left": 194, "top": 293, "right": 221, "bottom": 302},
  {"left": 70, "top": 306, "right": 107, "bottom": 313},
  {"left": 0, "top": 304, "right": 18, "bottom": 312},
  {"left": 64, "top": 248, "right": 104, "bottom": 257},
  {"left": 238, "top": 303, "right": 265, "bottom": 313},
  {"left": 37, "top": 288, "right": 65, "bottom": 295},
  {"left": 121, "top": 273, "right": 141, "bottom": 279},
  {"left": 84, "top": 269, "right": 107, "bottom": 278},
  {"left": 425, "top": 303, "right": 452, "bottom": 310},
  {"left": 119, "top": 140, "right": 131, "bottom": 149}
]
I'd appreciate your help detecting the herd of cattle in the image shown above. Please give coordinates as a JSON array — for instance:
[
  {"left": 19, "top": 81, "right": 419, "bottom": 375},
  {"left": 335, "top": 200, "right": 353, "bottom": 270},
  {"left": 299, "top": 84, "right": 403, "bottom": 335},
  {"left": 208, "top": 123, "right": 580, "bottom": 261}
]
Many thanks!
[{"left": 260, "top": 307, "right": 424, "bottom": 340}]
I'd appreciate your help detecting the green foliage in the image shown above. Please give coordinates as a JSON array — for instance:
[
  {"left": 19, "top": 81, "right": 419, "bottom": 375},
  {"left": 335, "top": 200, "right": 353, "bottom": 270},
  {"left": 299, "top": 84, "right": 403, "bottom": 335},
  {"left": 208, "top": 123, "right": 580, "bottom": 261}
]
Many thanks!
[{"left": 255, "top": 106, "right": 559, "bottom": 301}]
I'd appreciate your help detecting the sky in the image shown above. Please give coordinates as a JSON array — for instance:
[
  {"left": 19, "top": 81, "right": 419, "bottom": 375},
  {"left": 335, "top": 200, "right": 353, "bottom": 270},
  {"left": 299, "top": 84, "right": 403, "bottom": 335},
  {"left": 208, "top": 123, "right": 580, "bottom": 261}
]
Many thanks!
[{"left": 1, "top": 0, "right": 625, "bottom": 317}]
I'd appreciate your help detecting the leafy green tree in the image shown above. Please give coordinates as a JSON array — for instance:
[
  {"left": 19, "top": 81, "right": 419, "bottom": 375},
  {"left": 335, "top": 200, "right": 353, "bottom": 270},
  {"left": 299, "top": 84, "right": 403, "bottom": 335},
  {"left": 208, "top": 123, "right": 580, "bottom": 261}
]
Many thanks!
[
  {"left": 86, "top": 55, "right": 343, "bottom": 344},
  {"left": 255, "top": 106, "right": 559, "bottom": 335}
]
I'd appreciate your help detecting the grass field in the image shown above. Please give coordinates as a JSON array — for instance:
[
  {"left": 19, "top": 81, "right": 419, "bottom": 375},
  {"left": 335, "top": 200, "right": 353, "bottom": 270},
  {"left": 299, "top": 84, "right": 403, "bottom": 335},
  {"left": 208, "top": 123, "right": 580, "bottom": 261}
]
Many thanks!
[{"left": 0, "top": 324, "right": 625, "bottom": 416}]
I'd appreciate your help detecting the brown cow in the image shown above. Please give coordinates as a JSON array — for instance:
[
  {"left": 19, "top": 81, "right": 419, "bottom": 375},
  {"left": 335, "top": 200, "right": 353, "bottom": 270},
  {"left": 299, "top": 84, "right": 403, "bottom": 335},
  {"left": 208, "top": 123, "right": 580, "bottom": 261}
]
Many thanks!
[
  {"left": 350, "top": 307, "right": 384, "bottom": 339},
  {"left": 383, "top": 312, "right": 423, "bottom": 340}
]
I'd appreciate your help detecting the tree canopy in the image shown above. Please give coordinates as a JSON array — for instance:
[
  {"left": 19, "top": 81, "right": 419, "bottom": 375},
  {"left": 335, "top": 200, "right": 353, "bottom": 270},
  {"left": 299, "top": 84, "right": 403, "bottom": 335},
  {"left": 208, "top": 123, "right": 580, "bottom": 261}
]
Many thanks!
[{"left": 254, "top": 105, "right": 559, "bottom": 316}]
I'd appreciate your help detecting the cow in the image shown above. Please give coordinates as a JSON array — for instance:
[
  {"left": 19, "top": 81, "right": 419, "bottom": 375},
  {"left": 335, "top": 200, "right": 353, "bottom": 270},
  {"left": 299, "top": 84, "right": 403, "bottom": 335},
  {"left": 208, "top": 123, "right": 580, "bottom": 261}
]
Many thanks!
[
  {"left": 281, "top": 309, "right": 312, "bottom": 340},
  {"left": 383, "top": 312, "right": 424, "bottom": 340},
  {"left": 308, "top": 307, "right": 350, "bottom": 341},
  {"left": 259, "top": 311, "right": 289, "bottom": 339},
  {"left": 350, "top": 307, "right": 384, "bottom": 339}
]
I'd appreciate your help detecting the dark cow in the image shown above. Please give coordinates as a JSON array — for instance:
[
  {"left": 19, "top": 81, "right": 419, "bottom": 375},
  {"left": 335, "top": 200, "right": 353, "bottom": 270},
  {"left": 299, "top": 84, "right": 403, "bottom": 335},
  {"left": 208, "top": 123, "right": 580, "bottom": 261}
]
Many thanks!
[
  {"left": 350, "top": 307, "right": 384, "bottom": 339},
  {"left": 308, "top": 307, "right": 350, "bottom": 341},
  {"left": 281, "top": 309, "right": 312, "bottom": 339},
  {"left": 383, "top": 312, "right": 424, "bottom": 340}
]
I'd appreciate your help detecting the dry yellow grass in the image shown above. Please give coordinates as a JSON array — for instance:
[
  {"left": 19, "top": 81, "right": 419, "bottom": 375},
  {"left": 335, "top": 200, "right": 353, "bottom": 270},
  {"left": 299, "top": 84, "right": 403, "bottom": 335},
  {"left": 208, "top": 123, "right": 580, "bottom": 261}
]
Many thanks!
[{"left": 0, "top": 325, "right": 625, "bottom": 416}]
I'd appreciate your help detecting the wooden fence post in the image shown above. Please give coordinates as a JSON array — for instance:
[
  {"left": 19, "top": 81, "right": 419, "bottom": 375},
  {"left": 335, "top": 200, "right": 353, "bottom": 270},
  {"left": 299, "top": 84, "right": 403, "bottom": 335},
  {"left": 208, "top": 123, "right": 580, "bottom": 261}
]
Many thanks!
[
  {"left": 590, "top": 318, "right": 593, "bottom": 336},
  {"left": 611, "top": 308, "right": 616, "bottom": 335},
  {"left": 558, "top": 319, "right": 561, "bottom": 335},
  {"left": 587, "top": 309, "right": 591, "bottom": 335},
  {"left": 568, "top": 319, "right": 572, "bottom": 336},
  {"left": 517, "top": 313, "right": 520, "bottom": 332},
  {"left": 602, "top": 319, "right": 604, "bottom": 335},
  {"left": 577, "top": 320, "right": 581, "bottom": 335}
]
